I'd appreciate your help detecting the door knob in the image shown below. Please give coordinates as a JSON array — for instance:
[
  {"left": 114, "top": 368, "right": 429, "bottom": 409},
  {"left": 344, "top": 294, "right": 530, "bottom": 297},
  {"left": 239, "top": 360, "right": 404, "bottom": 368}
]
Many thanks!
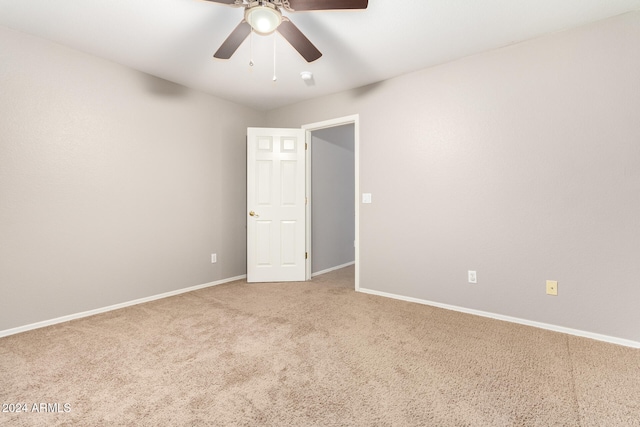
[{"left": 249, "top": 211, "right": 259, "bottom": 217}]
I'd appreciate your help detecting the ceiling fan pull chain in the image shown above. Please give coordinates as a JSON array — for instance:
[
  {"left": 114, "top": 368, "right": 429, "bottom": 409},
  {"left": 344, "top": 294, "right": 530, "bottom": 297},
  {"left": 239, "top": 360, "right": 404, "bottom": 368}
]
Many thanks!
[
  {"left": 249, "top": 29, "right": 254, "bottom": 67},
  {"left": 273, "top": 33, "right": 277, "bottom": 82}
]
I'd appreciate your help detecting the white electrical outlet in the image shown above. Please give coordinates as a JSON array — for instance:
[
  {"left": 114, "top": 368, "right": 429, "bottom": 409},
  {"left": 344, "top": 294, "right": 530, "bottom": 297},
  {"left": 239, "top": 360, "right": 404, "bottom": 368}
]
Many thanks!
[
  {"left": 468, "top": 270, "right": 477, "bottom": 283},
  {"left": 211, "top": 253, "right": 217, "bottom": 263}
]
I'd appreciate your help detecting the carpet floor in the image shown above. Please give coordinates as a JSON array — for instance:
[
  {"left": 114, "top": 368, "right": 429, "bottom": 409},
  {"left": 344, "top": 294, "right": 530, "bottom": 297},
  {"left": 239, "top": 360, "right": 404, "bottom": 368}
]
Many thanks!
[{"left": 1, "top": 265, "right": 639, "bottom": 426}]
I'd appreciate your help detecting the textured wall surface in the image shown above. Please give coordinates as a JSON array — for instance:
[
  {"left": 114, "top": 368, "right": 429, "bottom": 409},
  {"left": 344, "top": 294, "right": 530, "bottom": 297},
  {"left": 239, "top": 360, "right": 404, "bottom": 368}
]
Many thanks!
[
  {"left": 266, "top": 12, "right": 640, "bottom": 343},
  {"left": 0, "top": 27, "right": 264, "bottom": 330}
]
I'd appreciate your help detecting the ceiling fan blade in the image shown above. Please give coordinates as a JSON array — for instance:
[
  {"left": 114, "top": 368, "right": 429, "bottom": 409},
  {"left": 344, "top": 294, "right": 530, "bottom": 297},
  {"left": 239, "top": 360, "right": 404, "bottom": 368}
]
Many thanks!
[
  {"left": 202, "top": 0, "right": 240, "bottom": 5},
  {"left": 277, "top": 19, "right": 322, "bottom": 62},
  {"left": 287, "top": 0, "right": 368, "bottom": 11},
  {"left": 213, "top": 21, "right": 251, "bottom": 59}
]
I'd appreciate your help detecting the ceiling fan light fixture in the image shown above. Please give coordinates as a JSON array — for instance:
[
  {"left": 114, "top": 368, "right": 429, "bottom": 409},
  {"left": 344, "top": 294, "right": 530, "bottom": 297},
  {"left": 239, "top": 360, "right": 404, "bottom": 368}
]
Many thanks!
[{"left": 245, "top": 2, "right": 282, "bottom": 35}]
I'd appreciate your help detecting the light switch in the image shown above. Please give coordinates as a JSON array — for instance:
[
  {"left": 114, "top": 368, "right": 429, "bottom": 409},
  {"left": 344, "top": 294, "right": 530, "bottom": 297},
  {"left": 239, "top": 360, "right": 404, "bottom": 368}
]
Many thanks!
[{"left": 362, "top": 193, "right": 372, "bottom": 204}]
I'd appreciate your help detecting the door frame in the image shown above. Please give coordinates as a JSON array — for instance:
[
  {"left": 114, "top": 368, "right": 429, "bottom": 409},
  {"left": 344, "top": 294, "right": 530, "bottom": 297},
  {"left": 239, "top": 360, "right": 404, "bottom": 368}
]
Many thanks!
[{"left": 302, "top": 115, "right": 360, "bottom": 291}]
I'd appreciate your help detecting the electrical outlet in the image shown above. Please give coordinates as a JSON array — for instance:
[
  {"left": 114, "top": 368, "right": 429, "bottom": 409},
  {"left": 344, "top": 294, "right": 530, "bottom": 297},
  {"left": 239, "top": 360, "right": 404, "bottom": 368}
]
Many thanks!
[
  {"left": 211, "top": 253, "right": 217, "bottom": 263},
  {"left": 468, "top": 270, "right": 477, "bottom": 283},
  {"left": 546, "top": 280, "right": 558, "bottom": 296}
]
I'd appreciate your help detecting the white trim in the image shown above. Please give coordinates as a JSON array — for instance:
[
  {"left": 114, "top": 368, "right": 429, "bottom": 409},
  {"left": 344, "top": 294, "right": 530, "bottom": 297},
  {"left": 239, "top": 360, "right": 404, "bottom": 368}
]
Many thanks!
[
  {"left": 311, "top": 261, "right": 355, "bottom": 278},
  {"left": 302, "top": 114, "right": 360, "bottom": 291},
  {"left": 0, "top": 275, "right": 246, "bottom": 338},
  {"left": 358, "top": 287, "right": 640, "bottom": 349},
  {"left": 304, "top": 129, "right": 312, "bottom": 281}
]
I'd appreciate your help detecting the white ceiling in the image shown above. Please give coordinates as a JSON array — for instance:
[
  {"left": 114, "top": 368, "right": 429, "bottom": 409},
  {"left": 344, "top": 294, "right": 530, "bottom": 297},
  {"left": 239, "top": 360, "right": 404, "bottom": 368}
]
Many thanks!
[{"left": 1, "top": 0, "right": 639, "bottom": 110}]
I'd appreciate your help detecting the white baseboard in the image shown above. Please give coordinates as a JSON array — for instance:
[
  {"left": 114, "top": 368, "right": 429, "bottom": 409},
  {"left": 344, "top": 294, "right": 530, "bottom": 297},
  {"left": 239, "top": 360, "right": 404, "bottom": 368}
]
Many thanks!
[
  {"left": 0, "top": 274, "right": 247, "bottom": 338},
  {"left": 358, "top": 287, "right": 640, "bottom": 349},
  {"left": 311, "top": 261, "right": 355, "bottom": 277}
]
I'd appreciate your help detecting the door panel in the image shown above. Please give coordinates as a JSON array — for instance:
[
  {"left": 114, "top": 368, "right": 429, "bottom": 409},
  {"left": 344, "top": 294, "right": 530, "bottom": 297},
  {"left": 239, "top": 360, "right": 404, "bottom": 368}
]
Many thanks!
[{"left": 247, "top": 127, "right": 306, "bottom": 282}]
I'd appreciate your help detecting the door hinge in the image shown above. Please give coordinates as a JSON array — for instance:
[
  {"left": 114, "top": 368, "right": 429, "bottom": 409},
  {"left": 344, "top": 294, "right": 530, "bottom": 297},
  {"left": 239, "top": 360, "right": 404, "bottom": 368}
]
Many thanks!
[
  {"left": 305, "top": 252, "right": 308, "bottom": 259},
  {"left": 305, "top": 197, "right": 308, "bottom": 205},
  {"left": 305, "top": 143, "right": 308, "bottom": 150}
]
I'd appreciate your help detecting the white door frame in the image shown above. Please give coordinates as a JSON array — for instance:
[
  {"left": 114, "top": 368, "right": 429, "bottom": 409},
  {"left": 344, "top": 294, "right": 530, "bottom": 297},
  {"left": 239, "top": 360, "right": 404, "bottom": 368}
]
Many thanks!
[{"left": 302, "top": 115, "right": 360, "bottom": 291}]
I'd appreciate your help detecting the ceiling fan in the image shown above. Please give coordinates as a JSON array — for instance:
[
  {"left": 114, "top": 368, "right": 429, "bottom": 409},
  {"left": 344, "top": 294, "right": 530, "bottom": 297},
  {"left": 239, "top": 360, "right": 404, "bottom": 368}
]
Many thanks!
[{"left": 204, "top": 0, "right": 369, "bottom": 63}]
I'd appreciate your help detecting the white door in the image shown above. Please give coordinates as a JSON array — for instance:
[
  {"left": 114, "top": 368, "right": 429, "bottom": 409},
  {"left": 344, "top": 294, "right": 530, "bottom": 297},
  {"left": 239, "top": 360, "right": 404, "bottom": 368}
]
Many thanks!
[{"left": 247, "top": 127, "right": 306, "bottom": 282}]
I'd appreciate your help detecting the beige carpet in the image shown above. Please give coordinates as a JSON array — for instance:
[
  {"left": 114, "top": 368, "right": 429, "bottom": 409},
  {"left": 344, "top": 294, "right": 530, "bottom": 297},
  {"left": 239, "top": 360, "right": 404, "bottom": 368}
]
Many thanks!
[{"left": 1, "top": 265, "right": 639, "bottom": 426}]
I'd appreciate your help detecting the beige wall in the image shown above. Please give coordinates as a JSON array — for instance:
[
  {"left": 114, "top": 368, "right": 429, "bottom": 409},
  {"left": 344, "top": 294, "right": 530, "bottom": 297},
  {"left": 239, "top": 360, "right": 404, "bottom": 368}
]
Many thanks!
[
  {"left": 0, "top": 27, "right": 264, "bottom": 331},
  {"left": 267, "top": 12, "right": 640, "bottom": 343}
]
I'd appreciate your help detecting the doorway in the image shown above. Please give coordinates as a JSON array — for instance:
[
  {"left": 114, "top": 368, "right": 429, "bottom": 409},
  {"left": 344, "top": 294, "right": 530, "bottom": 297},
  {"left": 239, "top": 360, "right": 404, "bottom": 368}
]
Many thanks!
[{"left": 303, "top": 115, "right": 359, "bottom": 290}]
